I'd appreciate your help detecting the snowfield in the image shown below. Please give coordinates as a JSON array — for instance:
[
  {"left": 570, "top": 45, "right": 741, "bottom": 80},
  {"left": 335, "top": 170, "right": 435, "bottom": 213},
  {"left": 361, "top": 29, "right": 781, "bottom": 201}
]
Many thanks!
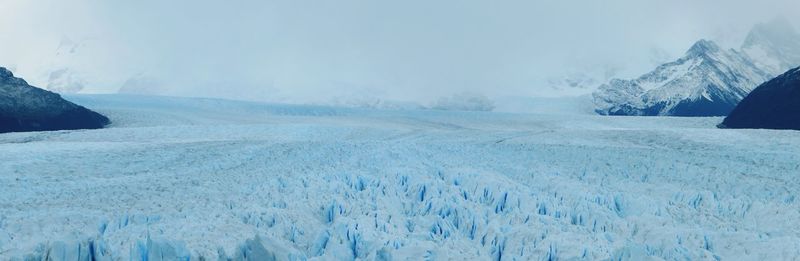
[{"left": 1, "top": 95, "right": 799, "bottom": 260}]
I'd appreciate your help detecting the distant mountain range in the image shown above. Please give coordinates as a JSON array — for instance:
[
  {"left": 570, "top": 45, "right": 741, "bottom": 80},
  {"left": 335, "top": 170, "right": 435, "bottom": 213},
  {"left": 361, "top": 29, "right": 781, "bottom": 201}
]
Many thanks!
[
  {"left": 0, "top": 67, "right": 109, "bottom": 133},
  {"left": 594, "top": 19, "right": 800, "bottom": 116}
]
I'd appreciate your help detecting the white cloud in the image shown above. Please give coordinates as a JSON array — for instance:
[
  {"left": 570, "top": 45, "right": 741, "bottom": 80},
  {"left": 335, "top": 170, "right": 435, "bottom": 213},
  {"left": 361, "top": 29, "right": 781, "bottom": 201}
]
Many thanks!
[{"left": 1, "top": 0, "right": 798, "bottom": 103}]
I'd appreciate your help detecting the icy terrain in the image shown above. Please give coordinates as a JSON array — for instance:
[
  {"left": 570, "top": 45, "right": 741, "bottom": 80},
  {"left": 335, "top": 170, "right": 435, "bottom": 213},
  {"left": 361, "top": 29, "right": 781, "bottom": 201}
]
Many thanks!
[{"left": 1, "top": 94, "right": 799, "bottom": 260}]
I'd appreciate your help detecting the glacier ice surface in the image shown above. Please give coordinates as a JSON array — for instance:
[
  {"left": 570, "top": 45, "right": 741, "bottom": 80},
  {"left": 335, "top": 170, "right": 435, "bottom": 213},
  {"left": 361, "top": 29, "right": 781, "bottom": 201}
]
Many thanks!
[{"left": 1, "top": 94, "right": 799, "bottom": 260}]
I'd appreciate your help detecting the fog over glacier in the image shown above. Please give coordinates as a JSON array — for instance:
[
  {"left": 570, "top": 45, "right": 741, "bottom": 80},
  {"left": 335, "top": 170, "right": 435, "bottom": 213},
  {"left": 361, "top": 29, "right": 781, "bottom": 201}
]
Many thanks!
[
  {"left": 1, "top": 0, "right": 798, "bottom": 103},
  {"left": 3, "top": 1, "right": 800, "bottom": 260}
]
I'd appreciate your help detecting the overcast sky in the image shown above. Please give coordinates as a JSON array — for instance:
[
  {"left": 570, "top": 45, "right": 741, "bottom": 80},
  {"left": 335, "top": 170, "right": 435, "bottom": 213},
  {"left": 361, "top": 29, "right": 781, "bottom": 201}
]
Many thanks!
[{"left": 1, "top": 0, "right": 798, "bottom": 103}]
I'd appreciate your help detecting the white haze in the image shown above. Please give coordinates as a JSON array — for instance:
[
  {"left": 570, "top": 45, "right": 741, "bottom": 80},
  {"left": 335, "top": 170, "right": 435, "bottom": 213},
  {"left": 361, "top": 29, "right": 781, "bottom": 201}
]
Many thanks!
[{"left": 0, "top": 0, "right": 798, "bottom": 104}]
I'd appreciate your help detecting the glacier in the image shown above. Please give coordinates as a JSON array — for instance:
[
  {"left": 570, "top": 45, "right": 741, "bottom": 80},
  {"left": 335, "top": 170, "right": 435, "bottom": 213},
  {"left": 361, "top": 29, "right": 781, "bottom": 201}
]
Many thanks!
[{"left": 1, "top": 94, "right": 799, "bottom": 260}]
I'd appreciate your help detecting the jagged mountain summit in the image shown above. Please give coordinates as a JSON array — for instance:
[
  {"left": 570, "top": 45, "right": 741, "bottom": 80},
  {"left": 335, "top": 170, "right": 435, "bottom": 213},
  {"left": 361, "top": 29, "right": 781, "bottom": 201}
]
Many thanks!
[
  {"left": 593, "top": 40, "right": 770, "bottom": 116},
  {"left": 594, "top": 20, "right": 800, "bottom": 117},
  {"left": 721, "top": 66, "right": 800, "bottom": 130},
  {"left": 0, "top": 67, "right": 109, "bottom": 133},
  {"left": 741, "top": 18, "right": 800, "bottom": 77}
]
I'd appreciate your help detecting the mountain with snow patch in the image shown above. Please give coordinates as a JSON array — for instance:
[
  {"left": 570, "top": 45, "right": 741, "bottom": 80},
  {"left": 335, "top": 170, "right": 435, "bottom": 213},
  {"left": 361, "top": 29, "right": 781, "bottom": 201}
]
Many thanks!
[
  {"left": 741, "top": 18, "right": 800, "bottom": 77},
  {"left": 593, "top": 40, "right": 770, "bottom": 116},
  {"left": 594, "top": 20, "right": 800, "bottom": 117}
]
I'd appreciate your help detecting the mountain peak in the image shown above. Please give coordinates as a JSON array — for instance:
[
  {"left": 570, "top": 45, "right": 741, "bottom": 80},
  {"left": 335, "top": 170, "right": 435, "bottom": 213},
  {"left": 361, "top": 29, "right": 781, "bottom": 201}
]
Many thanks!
[
  {"left": 594, "top": 38, "right": 769, "bottom": 116},
  {"left": 686, "top": 39, "right": 720, "bottom": 56},
  {"left": 743, "top": 17, "right": 800, "bottom": 48},
  {"left": 0, "top": 67, "right": 28, "bottom": 86},
  {"left": 0, "top": 67, "right": 13, "bottom": 79},
  {"left": 741, "top": 18, "right": 800, "bottom": 76}
]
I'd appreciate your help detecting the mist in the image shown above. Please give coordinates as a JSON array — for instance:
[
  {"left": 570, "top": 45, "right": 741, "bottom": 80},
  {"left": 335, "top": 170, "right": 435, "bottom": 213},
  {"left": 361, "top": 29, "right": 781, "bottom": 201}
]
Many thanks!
[{"left": 1, "top": 0, "right": 798, "bottom": 104}]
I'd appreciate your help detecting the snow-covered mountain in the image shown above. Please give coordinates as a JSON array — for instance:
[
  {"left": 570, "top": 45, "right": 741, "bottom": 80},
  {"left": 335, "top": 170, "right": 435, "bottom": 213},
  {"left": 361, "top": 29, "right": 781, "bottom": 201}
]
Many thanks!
[
  {"left": 741, "top": 18, "right": 800, "bottom": 77},
  {"left": 545, "top": 64, "right": 627, "bottom": 97},
  {"left": 40, "top": 36, "right": 88, "bottom": 94},
  {"left": 547, "top": 72, "right": 603, "bottom": 92},
  {"left": 593, "top": 40, "right": 770, "bottom": 116},
  {"left": 0, "top": 67, "right": 109, "bottom": 133},
  {"left": 594, "top": 20, "right": 800, "bottom": 117}
]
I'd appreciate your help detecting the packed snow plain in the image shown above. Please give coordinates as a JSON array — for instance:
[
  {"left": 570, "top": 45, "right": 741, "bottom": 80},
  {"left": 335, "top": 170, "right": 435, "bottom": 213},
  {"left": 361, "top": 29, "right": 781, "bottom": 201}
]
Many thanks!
[{"left": 1, "top": 95, "right": 799, "bottom": 260}]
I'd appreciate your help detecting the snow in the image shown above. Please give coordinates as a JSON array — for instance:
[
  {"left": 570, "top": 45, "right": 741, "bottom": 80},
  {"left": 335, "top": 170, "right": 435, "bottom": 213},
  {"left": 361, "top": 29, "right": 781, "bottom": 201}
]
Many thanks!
[
  {"left": 2, "top": 94, "right": 800, "bottom": 260},
  {"left": 429, "top": 93, "right": 495, "bottom": 112},
  {"left": 741, "top": 18, "right": 800, "bottom": 77},
  {"left": 743, "top": 45, "right": 785, "bottom": 76},
  {"left": 593, "top": 39, "right": 770, "bottom": 116},
  {"left": 597, "top": 20, "right": 800, "bottom": 117},
  {"left": 492, "top": 95, "right": 594, "bottom": 115}
]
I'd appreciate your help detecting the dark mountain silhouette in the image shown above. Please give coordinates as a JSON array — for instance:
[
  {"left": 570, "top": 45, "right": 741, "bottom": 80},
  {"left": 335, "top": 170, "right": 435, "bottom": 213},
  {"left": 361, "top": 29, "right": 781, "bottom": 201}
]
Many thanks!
[
  {"left": 720, "top": 66, "right": 800, "bottom": 130},
  {"left": 0, "top": 67, "right": 109, "bottom": 133}
]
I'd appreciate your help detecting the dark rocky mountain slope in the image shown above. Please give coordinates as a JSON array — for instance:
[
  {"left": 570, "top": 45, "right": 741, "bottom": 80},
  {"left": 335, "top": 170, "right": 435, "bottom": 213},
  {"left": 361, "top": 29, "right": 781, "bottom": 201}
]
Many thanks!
[
  {"left": 0, "top": 67, "right": 109, "bottom": 133},
  {"left": 721, "top": 66, "right": 800, "bottom": 130}
]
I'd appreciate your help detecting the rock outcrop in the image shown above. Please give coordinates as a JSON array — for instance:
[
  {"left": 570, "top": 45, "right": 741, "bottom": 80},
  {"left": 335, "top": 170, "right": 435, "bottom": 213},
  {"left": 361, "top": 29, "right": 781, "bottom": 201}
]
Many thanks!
[{"left": 0, "top": 67, "right": 109, "bottom": 133}]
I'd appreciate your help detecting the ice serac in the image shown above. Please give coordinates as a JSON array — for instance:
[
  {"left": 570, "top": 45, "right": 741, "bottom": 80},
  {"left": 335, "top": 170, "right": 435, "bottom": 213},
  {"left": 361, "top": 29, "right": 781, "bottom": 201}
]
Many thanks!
[
  {"left": 741, "top": 17, "right": 800, "bottom": 77},
  {"left": 721, "top": 66, "right": 800, "bottom": 130},
  {"left": 593, "top": 39, "right": 771, "bottom": 116},
  {"left": 0, "top": 67, "right": 109, "bottom": 133}
]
